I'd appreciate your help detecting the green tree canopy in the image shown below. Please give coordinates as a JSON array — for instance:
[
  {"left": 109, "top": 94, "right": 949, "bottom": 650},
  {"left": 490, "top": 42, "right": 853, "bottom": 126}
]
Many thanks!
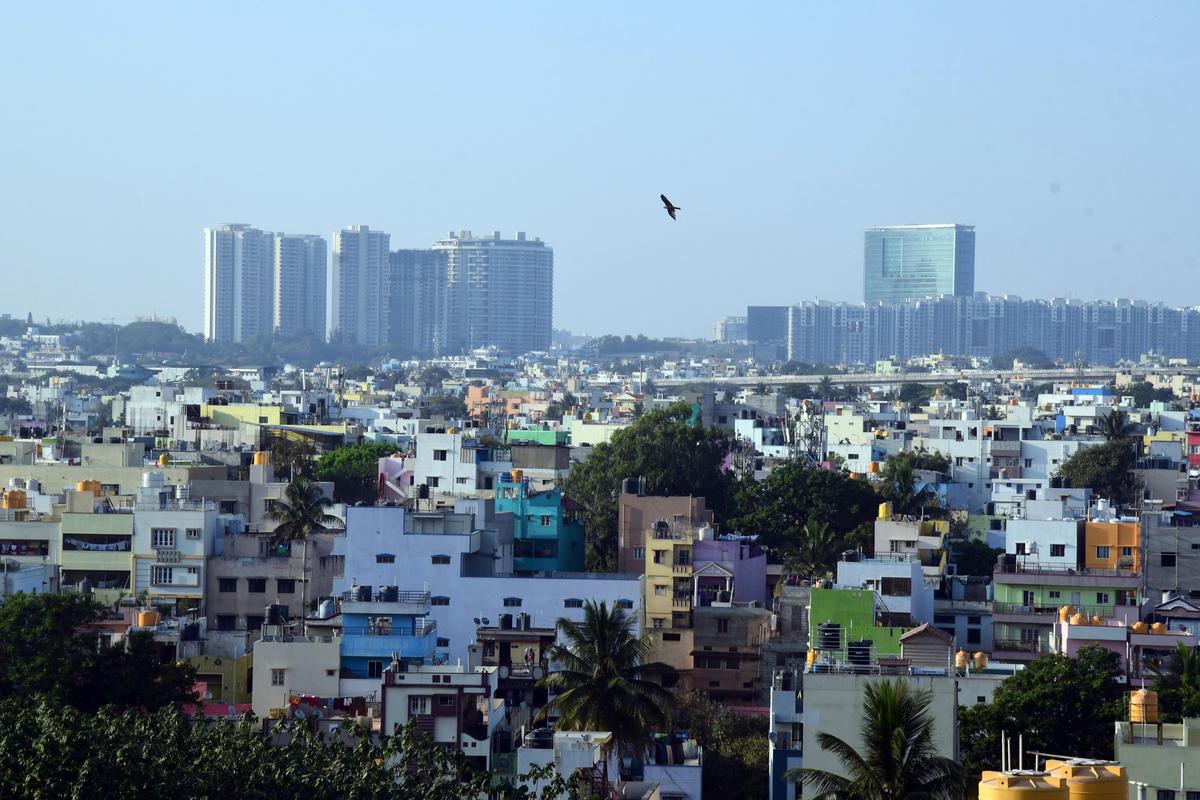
[
  {"left": 315, "top": 441, "right": 396, "bottom": 504},
  {"left": 671, "top": 691, "right": 767, "bottom": 800},
  {"left": 959, "top": 647, "right": 1124, "bottom": 781},
  {"left": 1151, "top": 642, "right": 1200, "bottom": 722},
  {"left": 994, "top": 347, "right": 1053, "bottom": 370},
  {"left": 730, "top": 461, "right": 880, "bottom": 554},
  {"left": 423, "top": 394, "right": 467, "bottom": 419},
  {"left": 877, "top": 454, "right": 940, "bottom": 516},
  {"left": 0, "top": 593, "right": 196, "bottom": 712},
  {"left": 564, "top": 402, "right": 734, "bottom": 571},
  {"left": 1098, "top": 408, "right": 1136, "bottom": 441},
  {"left": 1056, "top": 440, "right": 1139, "bottom": 508},
  {"left": 950, "top": 537, "right": 1003, "bottom": 577},
  {"left": 1117, "top": 381, "right": 1177, "bottom": 408},
  {"left": 0, "top": 699, "right": 567, "bottom": 800}
]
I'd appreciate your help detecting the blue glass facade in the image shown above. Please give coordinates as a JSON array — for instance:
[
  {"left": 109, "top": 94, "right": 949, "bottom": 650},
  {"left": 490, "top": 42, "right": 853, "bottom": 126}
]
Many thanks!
[{"left": 863, "top": 224, "right": 974, "bottom": 304}]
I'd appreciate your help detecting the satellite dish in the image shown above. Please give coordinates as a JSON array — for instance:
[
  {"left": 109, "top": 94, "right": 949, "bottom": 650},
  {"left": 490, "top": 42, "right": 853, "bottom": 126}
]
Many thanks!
[
  {"left": 482, "top": 618, "right": 490, "bottom": 625},
  {"left": 498, "top": 665, "right": 510, "bottom": 679},
  {"left": 769, "top": 732, "right": 778, "bottom": 744},
  {"left": 294, "top": 710, "right": 306, "bottom": 720},
  {"left": 474, "top": 618, "right": 481, "bottom": 625},
  {"left": 312, "top": 709, "right": 323, "bottom": 719},
  {"left": 532, "top": 666, "right": 545, "bottom": 680}
]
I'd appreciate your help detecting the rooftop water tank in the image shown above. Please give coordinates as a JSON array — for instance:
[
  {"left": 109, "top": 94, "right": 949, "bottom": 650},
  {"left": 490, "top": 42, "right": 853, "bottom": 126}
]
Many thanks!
[
  {"left": 253, "top": 451, "right": 269, "bottom": 466},
  {"left": 1130, "top": 689, "right": 1158, "bottom": 723},
  {"left": 1044, "top": 760, "right": 1127, "bottom": 800},
  {"left": 158, "top": 453, "right": 169, "bottom": 467},
  {"left": 1130, "top": 621, "right": 1149, "bottom": 634},
  {"left": 142, "top": 470, "right": 166, "bottom": 489},
  {"left": 817, "top": 623, "right": 842, "bottom": 650},
  {"left": 1151, "top": 622, "right": 1168, "bottom": 634},
  {"left": 878, "top": 501, "right": 893, "bottom": 520},
  {"left": 1058, "top": 605, "right": 1076, "bottom": 622},
  {"left": 1069, "top": 613, "right": 1087, "bottom": 626},
  {"left": 973, "top": 652, "right": 989, "bottom": 670},
  {"left": 978, "top": 771, "right": 1068, "bottom": 800},
  {"left": 955, "top": 650, "right": 970, "bottom": 669}
]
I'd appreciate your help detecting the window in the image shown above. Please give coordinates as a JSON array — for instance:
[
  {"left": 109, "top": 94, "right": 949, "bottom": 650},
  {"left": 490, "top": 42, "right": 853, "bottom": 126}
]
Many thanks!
[
  {"left": 433, "top": 449, "right": 448, "bottom": 461},
  {"left": 564, "top": 598, "right": 583, "bottom": 608},
  {"left": 277, "top": 579, "right": 296, "bottom": 594},
  {"left": 439, "top": 696, "right": 455, "bottom": 707},
  {"left": 376, "top": 554, "right": 396, "bottom": 564},
  {"left": 185, "top": 528, "right": 201, "bottom": 540},
  {"left": 663, "top": 632, "right": 681, "bottom": 641},
  {"left": 219, "top": 578, "right": 237, "bottom": 593},
  {"left": 216, "top": 615, "right": 236, "bottom": 631},
  {"left": 151, "top": 528, "right": 176, "bottom": 548},
  {"left": 455, "top": 477, "right": 468, "bottom": 485},
  {"left": 503, "top": 597, "right": 522, "bottom": 607},
  {"left": 654, "top": 585, "right": 667, "bottom": 596},
  {"left": 427, "top": 477, "right": 439, "bottom": 488},
  {"left": 1162, "top": 552, "right": 1177, "bottom": 568},
  {"left": 1095, "top": 546, "right": 1111, "bottom": 560},
  {"left": 1048, "top": 590, "right": 1061, "bottom": 599},
  {"left": 432, "top": 596, "right": 449, "bottom": 606},
  {"left": 967, "top": 628, "right": 982, "bottom": 644},
  {"left": 632, "top": 547, "right": 645, "bottom": 561},
  {"left": 152, "top": 566, "right": 173, "bottom": 585},
  {"left": 968, "top": 615, "right": 981, "bottom": 625},
  {"left": 367, "top": 660, "right": 384, "bottom": 679},
  {"left": 716, "top": 618, "right": 730, "bottom": 634},
  {"left": 1096, "top": 592, "right": 1110, "bottom": 604},
  {"left": 271, "top": 669, "right": 286, "bottom": 686},
  {"left": 1121, "top": 546, "right": 1134, "bottom": 557},
  {"left": 437, "top": 637, "right": 449, "bottom": 647},
  {"left": 248, "top": 578, "right": 266, "bottom": 593},
  {"left": 617, "top": 599, "right": 634, "bottom": 609},
  {"left": 1050, "top": 544, "right": 1066, "bottom": 558},
  {"left": 652, "top": 618, "right": 664, "bottom": 629},
  {"left": 326, "top": 669, "right": 335, "bottom": 677},
  {"left": 431, "top": 554, "right": 450, "bottom": 565},
  {"left": 1015, "top": 542, "right": 1027, "bottom": 555},
  {"left": 409, "top": 696, "right": 429, "bottom": 715},
  {"left": 1157, "top": 791, "right": 1177, "bottom": 800}
]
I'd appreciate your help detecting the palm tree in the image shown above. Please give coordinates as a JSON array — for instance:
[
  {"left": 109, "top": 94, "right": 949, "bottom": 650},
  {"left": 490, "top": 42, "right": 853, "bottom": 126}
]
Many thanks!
[
  {"left": 263, "top": 477, "right": 343, "bottom": 631},
  {"left": 880, "top": 457, "right": 938, "bottom": 516},
  {"left": 1099, "top": 408, "right": 1135, "bottom": 441},
  {"left": 789, "top": 679, "right": 962, "bottom": 800},
  {"left": 537, "top": 600, "right": 676, "bottom": 777},
  {"left": 1150, "top": 642, "right": 1200, "bottom": 721},
  {"left": 782, "top": 520, "right": 843, "bottom": 581},
  {"left": 818, "top": 375, "right": 835, "bottom": 402}
]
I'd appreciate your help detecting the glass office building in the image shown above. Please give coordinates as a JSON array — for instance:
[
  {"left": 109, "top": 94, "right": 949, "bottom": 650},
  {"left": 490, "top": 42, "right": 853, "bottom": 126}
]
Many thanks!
[{"left": 863, "top": 224, "right": 975, "bottom": 304}]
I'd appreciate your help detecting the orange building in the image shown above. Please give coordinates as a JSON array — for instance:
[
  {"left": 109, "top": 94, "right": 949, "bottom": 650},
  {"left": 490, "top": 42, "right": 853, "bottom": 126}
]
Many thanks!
[{"left": 1084, "top": 518, "right": 1140, "bottom": 573}]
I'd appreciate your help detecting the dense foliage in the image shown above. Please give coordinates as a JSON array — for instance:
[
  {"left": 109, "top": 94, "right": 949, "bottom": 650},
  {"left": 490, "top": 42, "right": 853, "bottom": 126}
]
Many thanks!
[
  {"left": 950, "top": 538, "right": 1004, "bottom": 577},
  {"left": 1117, "top": 380, "right": 1177, "bottom": 407},
  {"left": 564, "top": 403, "right": 734, "bottom": 571},
  {"left": 671, "top": 692, "right": 768, "bottom": 800},
  {"left": 1055, "top": 440, "right": 1139, "bottom": 508},
  {"left": 315, "top": 441, "right": 397, "bottom": 505},
  {"left": 959, "top": 647, "right": 1125, "bottom": 780},
  {"left": 0, "top": 698, "right": 568, "bottom": 800},
  {"left": 729, "top": 461, "right": 880, "bottom": 555},
  {"left": 1151, "top": 642, "right": 1200, "bottom": 722},
  {"left": 0, "top": 593, "right": 196, "bottom": 712},
  {"left": 994, "top": 347, "right": 1053, "bottom": 369},
  {"left": 793, "top": 679, "right": 962, "bottom": 800}
]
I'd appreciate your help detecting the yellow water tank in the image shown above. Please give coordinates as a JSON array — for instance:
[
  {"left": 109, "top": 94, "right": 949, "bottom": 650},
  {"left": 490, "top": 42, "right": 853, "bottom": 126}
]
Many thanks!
[
  {"left": 1130, "top": 689, "right": 1159, "bottom": 723},
  {"left": 1045, "top": 760, "right": 1127, "bottom": 799},
  {"left": 447, "top": 427, "right": 460, "bottom": 434},
  {"left": 76, "top": 480, "right": 101, "bottom": 496},
  {"left": 806, "top": 649, "right": 819, "bottom": 667},
  {"left": 137, "top": 610, "right": 161, "bottom": 627},
  {"left": 1130, "top": 621, "right": 1149, "bottom": 634},
  {"left": 878, "top": 501, "right": 894, "bottom": 520},
  {"left": 158, "top": 453, "right": 169, "bottom": 467},
  {"left": 867, "top": 461, "right": 881, "bottom": 474},
  {"left": 511, "top": 469, "right": 523, "bottom": 481},
  {"left": 978, "top": 771, "right": 1068, "bottom": 800},
  {"left": 253, "top": 451, "right": 269, "bottom": 466},
  {"left": 1058, "top": 605, "right": 1076, "bottom": 622},
  {"left": 1090, "top": 615, "right": 1104, "bottom": 626},
  {"left": 1069, "top": 613, "right": 1087, "bottom": 626},
  {"left": 1, "top": 490, "right": 26, "bottom": 509},
  {"left": 974, "top": 652, "right": 990, "bottom": 670},
  {"left": 956, "top": 650, "right": 970, "bottom": 669},
  {"left": 1151, "top": 622, "right": 1168, "bottom": 634}
]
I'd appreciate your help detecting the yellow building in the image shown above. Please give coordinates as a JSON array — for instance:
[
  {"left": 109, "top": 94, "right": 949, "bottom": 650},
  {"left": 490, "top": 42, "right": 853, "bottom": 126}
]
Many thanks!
[
  {"left": 187, "top": 652, "right": 254, "bottom": 704},
  {"left": 59, "top": 487, "right": 135, "bottom": 604},
  {"left": 1084, "top": 518, "right": 1140, "bottom": 573},
  {"left": 201, "top": 403, "right": 287, "bottom": 429},
  {"left": 644, "top": 520, "right": 698, "bottom": 673}
]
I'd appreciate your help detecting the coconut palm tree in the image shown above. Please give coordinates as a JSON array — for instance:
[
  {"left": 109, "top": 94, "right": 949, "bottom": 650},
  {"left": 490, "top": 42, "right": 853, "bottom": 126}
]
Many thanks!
[
  {"left": 880, "top": 456, "right": 939, "bottom": 516},
  {"left": 263, "top": 476, "right": 343, "bottom": 631},
  {"left": 1150, "top": 642, "right": 1200, "bottom": 721},
  {"left": 537, "top": 600, "right": 676, "bottom": 776},
  {"left": 1099, "top": 408, "right": 1135, "bottom": 441},
  {"left": 788, "top": 679, "right": 962, "bottom": 800},
  {"left": 782, "top": 520, "right": 843, "bottom": 581}
]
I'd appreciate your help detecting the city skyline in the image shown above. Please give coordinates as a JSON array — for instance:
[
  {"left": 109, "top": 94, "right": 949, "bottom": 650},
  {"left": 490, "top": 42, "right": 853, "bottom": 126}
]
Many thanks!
[{"left": 2, "top": 4, "right": 1197, "bottom": 338}]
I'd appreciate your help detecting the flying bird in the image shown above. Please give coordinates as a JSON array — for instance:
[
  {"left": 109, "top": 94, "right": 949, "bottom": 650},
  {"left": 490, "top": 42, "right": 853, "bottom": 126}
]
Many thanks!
[{"left": 661, "top": 194, "right": 680, "bottom": 220}]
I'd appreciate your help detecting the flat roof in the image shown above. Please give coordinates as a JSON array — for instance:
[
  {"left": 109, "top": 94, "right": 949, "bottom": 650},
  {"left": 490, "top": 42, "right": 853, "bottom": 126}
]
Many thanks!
[{"left": 866, "top": 223, "right": 973, "bottom": 231}]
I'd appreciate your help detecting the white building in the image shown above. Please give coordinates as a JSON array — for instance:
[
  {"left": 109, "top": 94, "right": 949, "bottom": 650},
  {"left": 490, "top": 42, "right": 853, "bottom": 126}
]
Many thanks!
[
  {"left": 836, "top": 557, "right": 933, "bottom": 624},
  {"left": 331, "top": 225, "right": 391, "bottom": 346},
  {"left": 1003, "top": 517, "right": 1084, "bottom": 570},
  {"left": 204, "top": 224, "right": 275, "bottom": 343},
  {"left": 333, "top": 504, "right": 643, "bottom": 664},
  {"left": 251, "top": 633, "right": 341, "bottom": 720},
  {"left": 131, "top": 472, "right": 222, "bottom": 613},
  {"left": 274, "top": 233, "right": 327, "bottom": 338},
  {"left": 380, "top": 662, "right": 503, "bottom": 769}
]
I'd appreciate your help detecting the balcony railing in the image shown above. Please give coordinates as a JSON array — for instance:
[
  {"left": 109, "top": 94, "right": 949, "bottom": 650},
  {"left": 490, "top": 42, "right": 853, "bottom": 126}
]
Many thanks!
[
  {"left": 341, "top": 618, "right": 437, "bottom": 637},
  {"left": 992, "top": 638, "right": 1054, "bottom": 655},
  {"left": 994, "top": 562, "right": 1137, "bottom": 578},
  {"left": 339, "top": 589, "right": 431, "bottom": 605},
  {"left": 993, "top": 602, "right": 1122, "bottom": 619}
]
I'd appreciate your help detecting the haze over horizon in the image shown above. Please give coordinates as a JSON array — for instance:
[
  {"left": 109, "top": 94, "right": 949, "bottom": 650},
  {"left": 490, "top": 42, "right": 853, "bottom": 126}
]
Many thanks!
[{"left": 2, "top": 2, "right": 1197, "bottom": 339}]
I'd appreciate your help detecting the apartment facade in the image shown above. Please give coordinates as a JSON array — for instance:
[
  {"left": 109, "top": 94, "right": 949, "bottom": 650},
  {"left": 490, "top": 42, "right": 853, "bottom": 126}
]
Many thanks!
[
  {"left": 331, "top": 225, "right": 391, "bottom": 346},
  {"left": 273, "top": 233, "right": 327, "bottom": 338},
  {"left": 203, "top": 224, "right": 275, "bottom": 343},
  {"left": 863, "top": 223, "right": 975, "bottom": 304}
]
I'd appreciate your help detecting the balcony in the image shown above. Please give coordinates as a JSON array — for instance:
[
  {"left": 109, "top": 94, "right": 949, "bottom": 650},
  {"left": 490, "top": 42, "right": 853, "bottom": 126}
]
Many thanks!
[
  {"left": 672, "top": 563, "right": 691, "bottom": 574},
  {"left": 993, "top": 602, "right": 1119, "bottom": 622},
  {"left": 339, "top": 588, "right": 431, "bottom": 616},
  {"left": 992, "top": 638, "right": 1054, "bottom": 659},
  {"left": 672, "top": 598, "right": 691, "bottom": 609},
  {"left": 340, "top": 620, "right": 438, "bottom": 660},
  {"left": 993, "top": 562, "right": 1139, "bottom": 587}
]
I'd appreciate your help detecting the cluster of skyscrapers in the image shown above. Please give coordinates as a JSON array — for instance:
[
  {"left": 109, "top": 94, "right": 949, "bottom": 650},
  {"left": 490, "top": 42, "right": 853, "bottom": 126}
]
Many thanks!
[
  {"left": 730, "top": 223, "right": 1200, "bottom": 366},
  {"left": 204, "top": 225, "right": 554, "bottom": 354}
]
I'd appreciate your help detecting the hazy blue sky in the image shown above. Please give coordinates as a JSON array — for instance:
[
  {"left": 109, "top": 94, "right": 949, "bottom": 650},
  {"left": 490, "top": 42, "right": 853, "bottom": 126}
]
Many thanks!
[{"left": 2, "top": 3, "right": 1197, "bottom": 338}]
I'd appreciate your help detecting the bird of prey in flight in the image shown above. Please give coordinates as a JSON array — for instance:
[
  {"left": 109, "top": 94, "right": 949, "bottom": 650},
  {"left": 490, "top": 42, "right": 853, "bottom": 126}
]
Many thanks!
[{"left": 661, "top": 194, "right": 680, "bottom": 220}]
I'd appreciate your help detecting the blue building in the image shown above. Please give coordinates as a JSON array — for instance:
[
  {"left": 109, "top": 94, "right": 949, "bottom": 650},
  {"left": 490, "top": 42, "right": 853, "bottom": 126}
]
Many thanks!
[
  {"left": 495, "top": 473, "right": 585, "bottom": 573},
  {"left": 863, "top": 224, "right": 975, "bottom": 304},
  {"left": 338, "top": 586, "right": 439, "bottom": 678}
]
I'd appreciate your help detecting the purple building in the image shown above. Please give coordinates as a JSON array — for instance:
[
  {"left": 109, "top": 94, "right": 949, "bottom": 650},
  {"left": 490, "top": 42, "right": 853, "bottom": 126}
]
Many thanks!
[{"left": 693, "top": 534, "right": 767, "bottom": 607}]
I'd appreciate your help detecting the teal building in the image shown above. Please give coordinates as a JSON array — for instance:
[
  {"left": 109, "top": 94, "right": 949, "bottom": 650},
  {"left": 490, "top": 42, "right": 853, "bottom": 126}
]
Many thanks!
[
  {"left": 495, "top": 473, "right": 585, "bottom": 573},
  {"left": 863, "top": 224, "right": 975, "bottom": 304}
]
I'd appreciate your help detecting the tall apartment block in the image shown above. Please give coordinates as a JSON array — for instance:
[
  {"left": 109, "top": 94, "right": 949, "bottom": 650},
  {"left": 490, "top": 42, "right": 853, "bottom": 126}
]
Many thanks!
[
  {"left": 432, "top": 230, "right": 553, "bottom": 354},
  {"left": 273, "top": 234, "right": 327, "bottom": 338},
  {"left": 203, "top": 224, "right": 274, "bottom": 343},
  {"left": 863, "top": 224, "right": 975, "bottom": 304},
  {"left": 389, "top": 248, "right": 450, "bottom": 355},
  {"left": 330, "top": 225, "right": 391, "bottom": 347}
]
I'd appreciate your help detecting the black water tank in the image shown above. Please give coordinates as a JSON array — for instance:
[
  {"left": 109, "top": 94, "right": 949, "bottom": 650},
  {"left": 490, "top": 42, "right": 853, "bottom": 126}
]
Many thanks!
[
  {"left": 417, "top": 484, "right": 430, "bottom": 500},
  {"left": 526, "top": 728, "right": 554, "bottom": 749},
  {"left": 354, "top": 585, "right": 373, "bottom": 602},
  {"left": 500, "top": 613, "right": 513, "bottom": 630},
  {"left": 181, "top": 622, "right": 200, "bottom": 641},
  {"left": 266, "top": 604, "right": 288, "bottom": 625},
  {"left": 841, "top": 549, "right": 860, "bottom": 563},
  {"left": 1050, "top": 475, "right": 1063, "bottom": 489},
  {"left": 847, "top": 640, "right": 872, "bottom": 666},
  {"left": 817, "top": 623, "right": 842, "bottom": 650},
  {"left": 379, "top": 586, "right": 399, "bottom": 603},
  {"left": 1026, "top": 489, "right": 1037, "bottom": 500}
]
